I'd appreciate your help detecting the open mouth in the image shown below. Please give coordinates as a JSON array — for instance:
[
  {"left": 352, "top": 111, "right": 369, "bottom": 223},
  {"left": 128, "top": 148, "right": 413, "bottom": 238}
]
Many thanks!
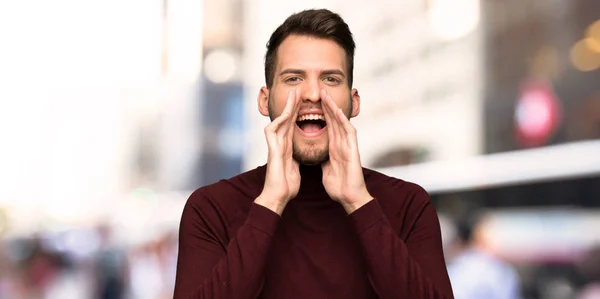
[{"left": 296, "top": 114, "right": 327, "bottom": 134}]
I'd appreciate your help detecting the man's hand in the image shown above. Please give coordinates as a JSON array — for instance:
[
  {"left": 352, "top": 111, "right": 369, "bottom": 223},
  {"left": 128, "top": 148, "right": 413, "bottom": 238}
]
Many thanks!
[
  {"left": 255, "top": 89, "right": 302, "bottom": 215},
  {"left": 320, "top": 89, "right": 373, "bottom": 214}
]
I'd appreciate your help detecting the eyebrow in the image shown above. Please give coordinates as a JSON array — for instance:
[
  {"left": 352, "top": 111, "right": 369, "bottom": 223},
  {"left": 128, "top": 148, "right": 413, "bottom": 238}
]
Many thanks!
[
  {"left": 321, "top": 69, "right": 346, "bottom": 77},
  {"left": 278, "top": 68, "right": 346, "bottom": 77},
  {"left": 279, "top": 69, "right": 306, "bottom": 76}
]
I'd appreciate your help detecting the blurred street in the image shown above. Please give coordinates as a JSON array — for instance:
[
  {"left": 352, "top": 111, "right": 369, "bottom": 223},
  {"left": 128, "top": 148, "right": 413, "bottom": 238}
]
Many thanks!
[{"left": 1, "top": 0, "right": 600, "bottom": 298}]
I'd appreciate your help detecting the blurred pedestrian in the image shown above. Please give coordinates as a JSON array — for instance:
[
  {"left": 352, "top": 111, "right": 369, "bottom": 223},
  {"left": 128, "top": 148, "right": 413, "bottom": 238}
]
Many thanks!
[
  {"left": 91, "top": 224, "right": 128, "bottom": 299},
  {"left": 577, "top": 245, "right": 600, "bottom": 299},
  {"left": 446, "top": 213, "right": 521, "bottom": 299}
]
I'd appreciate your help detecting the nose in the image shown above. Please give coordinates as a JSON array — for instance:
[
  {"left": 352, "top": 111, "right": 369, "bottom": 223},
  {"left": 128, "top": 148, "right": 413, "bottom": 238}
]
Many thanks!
[{"left": 300, "top": 78, "right": 321, "bottom": 103}]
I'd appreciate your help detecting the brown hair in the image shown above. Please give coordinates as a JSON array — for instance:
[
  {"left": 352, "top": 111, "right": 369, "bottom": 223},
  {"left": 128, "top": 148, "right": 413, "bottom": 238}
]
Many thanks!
[{"left": 264, "top": 9, "right": 356, "bottom": 88}]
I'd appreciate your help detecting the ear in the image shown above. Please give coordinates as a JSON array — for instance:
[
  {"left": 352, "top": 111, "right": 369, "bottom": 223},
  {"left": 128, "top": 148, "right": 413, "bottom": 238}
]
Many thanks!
[
  {"left": 257, "top": 87, "right": 270, "bottom": 117},
  {"left": 350, "top": 88, "right": 361, "bottom": 118}
]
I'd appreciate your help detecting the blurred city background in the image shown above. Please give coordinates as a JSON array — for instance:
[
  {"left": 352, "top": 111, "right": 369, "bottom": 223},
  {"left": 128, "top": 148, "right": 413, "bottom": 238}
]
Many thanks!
[{"left": 1, "top": 0, "right": 599, "bottom": 298}]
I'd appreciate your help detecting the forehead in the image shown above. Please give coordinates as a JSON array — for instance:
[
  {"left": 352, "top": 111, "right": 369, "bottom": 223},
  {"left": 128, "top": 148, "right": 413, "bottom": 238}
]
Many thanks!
[{"left": 275, "top": 34, "right": 347, "bottom": 73}]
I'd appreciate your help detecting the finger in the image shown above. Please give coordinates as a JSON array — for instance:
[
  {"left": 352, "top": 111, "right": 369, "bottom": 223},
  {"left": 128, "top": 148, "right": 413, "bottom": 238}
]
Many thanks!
[
  {"left": 320, "top": 89, "right": 336, "bottom": 141},
  {"left": 266, "top": 89, "right": 296, "bottom": 134},
  {"left": 322, "top": 90, "right": 358, "bottom": 150},
  {"left": 280, "top": 89, "right": 298, "bottom": 128},
  {"left": 285, "top": 88, "right": 302, "bottom": 135},
  {"left": 323, "top": 90, "right": 355, "bottom": 138},
  {"left": 333, "top": 99, "right": 356, "bottom": 137},
  {"left": 331, "top": 102, "right": 357, "bottom": 148},
  {"left": 321, "top": 89, "right": 341, "bottom": 139}
]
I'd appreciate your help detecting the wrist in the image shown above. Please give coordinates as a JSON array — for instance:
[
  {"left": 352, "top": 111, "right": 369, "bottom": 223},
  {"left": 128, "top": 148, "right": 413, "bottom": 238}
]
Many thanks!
[
  {"left": 341, "top": 191, "right": 373, "bottom": 214},
  {"left": 255, "top": 193, "right": 288, "bottom": 216}
]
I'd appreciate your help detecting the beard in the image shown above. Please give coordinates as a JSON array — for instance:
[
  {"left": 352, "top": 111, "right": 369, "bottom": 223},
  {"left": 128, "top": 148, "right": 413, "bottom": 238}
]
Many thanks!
[
  {"left": 292, "top": 140, "right": 329, "bottom": 165},
  {"left": 268, "top": 93, "right": 352, "bottom": 166}
]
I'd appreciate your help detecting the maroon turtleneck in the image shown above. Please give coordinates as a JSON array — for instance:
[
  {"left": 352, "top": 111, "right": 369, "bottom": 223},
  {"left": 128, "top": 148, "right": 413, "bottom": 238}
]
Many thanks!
[{"left": 174, "top": 164, "right": 454, "bottom": 298}]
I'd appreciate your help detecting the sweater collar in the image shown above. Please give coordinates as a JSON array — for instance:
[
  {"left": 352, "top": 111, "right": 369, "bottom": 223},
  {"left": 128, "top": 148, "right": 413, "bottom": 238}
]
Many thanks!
[
  {"left": 297, "top": 163, "right": 326, "bottom": 195},
  {"left": 257, "top": 163, "right": 326, "bottom": 196}
]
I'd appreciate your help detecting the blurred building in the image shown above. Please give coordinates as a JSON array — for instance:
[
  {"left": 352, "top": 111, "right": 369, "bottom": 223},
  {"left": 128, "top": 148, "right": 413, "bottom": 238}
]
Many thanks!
[
  {"left": 345, "top": 0, "right": 485, "bottom": 166},
  {"left": 374, "top": 0, "right": 600, "bottom": 194},
  {"left": 0, "top": 0, "right": 204, "bottom": 238},
  {"left": 482, "top": 0, "right": 600, "bottom": 153},
  {"left": 194, "top": 0, "right": 246, "bottom": 186}
]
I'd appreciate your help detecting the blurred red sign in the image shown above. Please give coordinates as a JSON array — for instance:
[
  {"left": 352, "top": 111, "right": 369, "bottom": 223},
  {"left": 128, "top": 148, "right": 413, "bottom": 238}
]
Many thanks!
[{"left": 514, "top": 80, "right": 561, "bottom": 147}]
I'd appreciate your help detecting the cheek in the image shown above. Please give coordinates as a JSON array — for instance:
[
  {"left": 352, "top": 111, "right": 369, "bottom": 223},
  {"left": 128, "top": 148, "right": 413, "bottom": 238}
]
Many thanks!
[
  {"left": 268, "top": 94, "right": 283, "bottom": 116},
  {"left": 271, "top": 90, "right": 292, "bottom": 114},
  {"left": 332, "top": 95, "right": 353, "bottom": 115}
]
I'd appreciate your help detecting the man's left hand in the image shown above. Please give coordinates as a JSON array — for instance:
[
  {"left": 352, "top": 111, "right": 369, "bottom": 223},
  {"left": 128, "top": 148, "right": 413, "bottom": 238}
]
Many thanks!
[{"left": 320, "top": 89, "right": 373, "bottom": 214}]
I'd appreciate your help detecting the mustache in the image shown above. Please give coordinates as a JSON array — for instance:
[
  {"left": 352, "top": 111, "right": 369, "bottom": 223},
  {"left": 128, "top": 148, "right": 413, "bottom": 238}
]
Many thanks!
[{"left": 267, "top": 94, "right": 352, "bottom": 120}]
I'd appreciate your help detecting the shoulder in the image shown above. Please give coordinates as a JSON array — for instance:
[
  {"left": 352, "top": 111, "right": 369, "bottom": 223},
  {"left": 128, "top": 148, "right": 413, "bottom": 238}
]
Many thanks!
[
  {"left": 363, "top": 167, "right": 431, "bottom": 205},
  {"left": 184, "top": 165, "right": 266, "bottom": 219},
  {"left": 362, "top": 167, "right": 434, "bottom": 230}
]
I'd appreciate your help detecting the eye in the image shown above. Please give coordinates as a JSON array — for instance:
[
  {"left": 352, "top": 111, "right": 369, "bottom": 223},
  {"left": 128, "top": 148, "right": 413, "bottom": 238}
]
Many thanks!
[
  {"left": 323, "top": 77, "right": 341, "bottom": 84},
  {"left": 284, "top": 76, "right": 302, "bottom": 83}
]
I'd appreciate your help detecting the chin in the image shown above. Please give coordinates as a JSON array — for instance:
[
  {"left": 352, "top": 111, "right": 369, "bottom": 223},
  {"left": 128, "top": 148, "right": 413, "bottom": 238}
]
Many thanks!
[
  {"left": 292, "top": 143, "right": 329, "bottom": 165},
  {"left": 294, "top": 154, "right": 329, "bottom": 166}
]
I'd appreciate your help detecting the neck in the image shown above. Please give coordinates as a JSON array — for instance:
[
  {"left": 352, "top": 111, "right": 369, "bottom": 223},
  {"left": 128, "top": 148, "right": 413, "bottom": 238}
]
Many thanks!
[{"left": 297, "top": 163, "right": 326, "bottom": 195}]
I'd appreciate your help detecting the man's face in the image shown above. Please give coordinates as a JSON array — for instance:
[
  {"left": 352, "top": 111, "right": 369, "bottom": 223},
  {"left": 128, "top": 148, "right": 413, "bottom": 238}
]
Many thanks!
[{"left": 258, "top": 34, "right": 361, "bottom": 165}]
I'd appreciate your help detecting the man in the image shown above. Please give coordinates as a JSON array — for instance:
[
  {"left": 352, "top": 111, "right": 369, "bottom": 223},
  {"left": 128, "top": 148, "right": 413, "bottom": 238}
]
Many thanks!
[
  {"left": 446, "top": 214, "right": 520, "bottom": 299},
  {"left": 174, "top": 9, "right": 454, "bottom": 299}
]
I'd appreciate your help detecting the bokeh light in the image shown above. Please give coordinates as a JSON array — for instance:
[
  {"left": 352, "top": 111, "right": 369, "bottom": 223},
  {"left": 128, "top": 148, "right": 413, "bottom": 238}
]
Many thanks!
[{"left": 570, "top": 38, "right": 600, "bottom": 72}]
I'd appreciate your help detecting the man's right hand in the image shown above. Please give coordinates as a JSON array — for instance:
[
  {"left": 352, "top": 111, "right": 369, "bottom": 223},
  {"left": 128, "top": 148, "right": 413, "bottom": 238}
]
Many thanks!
[{"left": 255, "top": 89, "right": 302, "bottom": 215}]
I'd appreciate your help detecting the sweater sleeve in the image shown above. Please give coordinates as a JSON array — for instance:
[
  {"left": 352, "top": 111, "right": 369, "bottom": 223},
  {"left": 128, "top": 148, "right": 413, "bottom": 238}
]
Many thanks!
[
  {"left": 348, "top": 190, "right": 454, "bottom": 298},
  {"left": 173, "top": 190, "right": 280, "bottom": 299}
]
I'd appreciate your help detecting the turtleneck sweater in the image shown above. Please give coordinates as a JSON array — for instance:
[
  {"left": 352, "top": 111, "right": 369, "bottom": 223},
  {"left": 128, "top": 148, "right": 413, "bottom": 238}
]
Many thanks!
[{"left": 174, "top": 164, "right": 454, "bottom": 298}]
